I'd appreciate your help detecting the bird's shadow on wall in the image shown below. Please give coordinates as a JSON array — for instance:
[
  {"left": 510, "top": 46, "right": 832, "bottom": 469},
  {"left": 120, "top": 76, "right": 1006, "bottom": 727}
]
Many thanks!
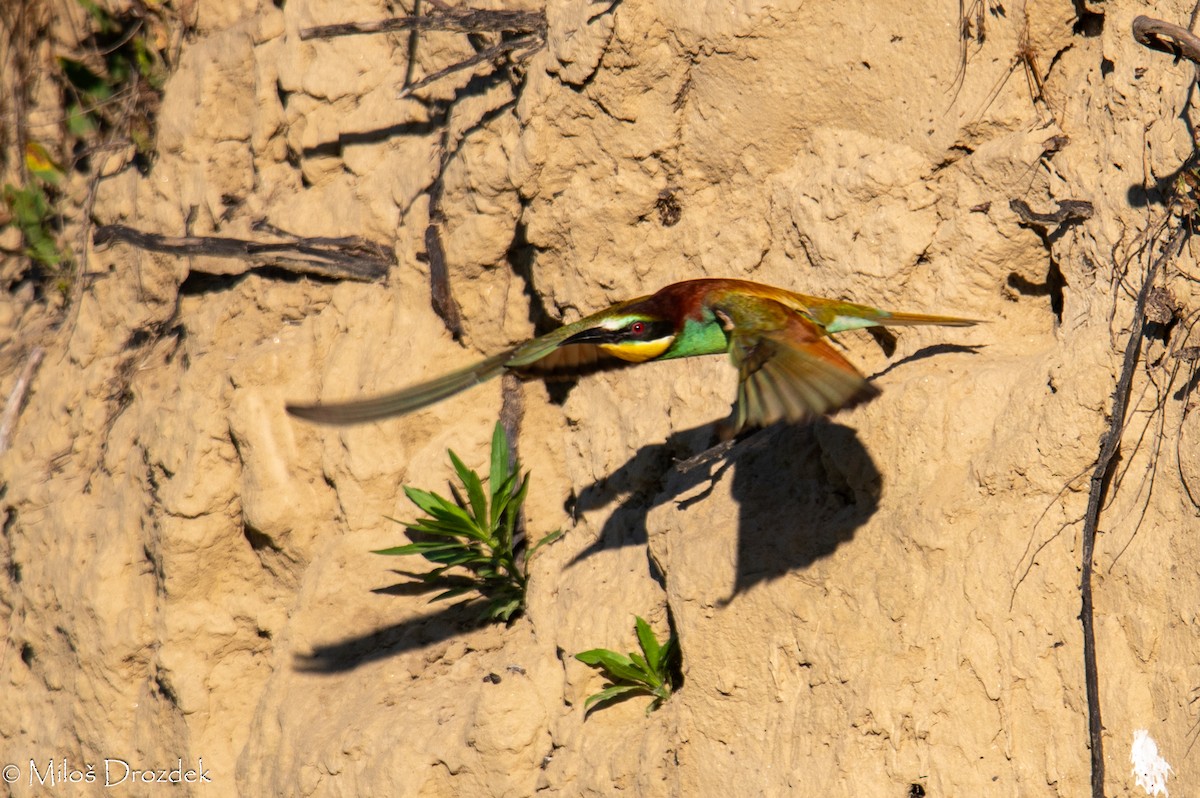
[
  {"left": 295, "top": 419, "right": 880, "bottom": 673},
  {"left": 569, "top": 420, "right": 882, "bottom": 599},
  {"left": 294, "top": 337, "right": 990, "bottom": 673}
]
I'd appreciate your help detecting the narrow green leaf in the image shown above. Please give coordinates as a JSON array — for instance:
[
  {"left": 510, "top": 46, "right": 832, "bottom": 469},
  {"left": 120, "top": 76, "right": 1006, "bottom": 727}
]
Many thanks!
[
  {"left": 405, "top": 487, "right": 472, "bottom": 526},
  {"left": 372, "top": 542, "right": 462, "bottom": 557},
  {"left": 405, "top": 518, "right": 481, "bottom": 537},
  {"left": 629, "top": 652, "right": 659, "bottom": 687},
  {"left": 422, "top": 549, "right": 489, "bottom": 566},
  {"left": 527, "top": 529, "right": 562, "bottom": 560},
  {"left": 491, "top": 597, "right": 521, "bottom": 621},
  {"left": 413, "top": 499, "right": 474, "bottom": 522},
  {"left": 488, "top": 471, "right": 520, "bottom": 532},
  {"left": 403, "top": 522, "right": 476, "bottom": 540},
  {"left": 404, "top": 514, "right": 488, "bottom": 542},
  {"left": 575, "top": 650, "right": 650, "bottom": 685},
  {"left": 496, "top": 472, "right": 527, "bottom": 547},
  {"left": 659, "top": 636, "right": 678, "bottom": 671},
  {"left": 583, "top": 684, "right": 647, "bottom": 710},
  {"left": 431, "top": 586, "right": 478, "bottom": 602},
  {"left": 609, "top": 662, "right": 648, "bottom": 686},
  {"left": 635, "top": 616, "right": 662, "bottom": 673},
  {"left": 402, "top": 515, "right": 465, "bottom": 531},
  {"left": 511, "top": 473, "right": 530, "bottom": 515},
  {"left": 402, "top": 486, "right": 446, "bottom": 515},
  {"left": 66, "top": 108, "right": 97, "bottom": 137},
  {"left": 489, "top": 422, "right": 510, "bottom": 495},
  {"left": 449, "top": 450, "right": 488, "bottom": 526},
  {"left": 421, "top": 505, "right": 481, "bottom": 534},
  {"left": 575, "top": 648, "right": 632, "bottom": 668}
]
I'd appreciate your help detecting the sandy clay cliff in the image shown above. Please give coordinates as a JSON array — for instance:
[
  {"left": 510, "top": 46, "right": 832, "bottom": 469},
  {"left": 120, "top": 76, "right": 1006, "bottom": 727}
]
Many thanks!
[{"left": 2, "top": 0, "right": 1200, "bottom": 795}]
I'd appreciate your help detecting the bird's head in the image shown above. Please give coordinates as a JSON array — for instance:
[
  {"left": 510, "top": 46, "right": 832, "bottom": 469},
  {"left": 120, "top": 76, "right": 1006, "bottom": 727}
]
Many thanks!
[{"left": 560, "top": 313, "right": 677, "bottom": 362}]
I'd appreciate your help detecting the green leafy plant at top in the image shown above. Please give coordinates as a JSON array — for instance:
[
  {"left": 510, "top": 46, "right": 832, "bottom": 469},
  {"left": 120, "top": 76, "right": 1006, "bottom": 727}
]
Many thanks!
[
  {"left": 375, "top": 422, "right": 561, "bottom": 624},
  {"left": 59, "top": 0, "right": 169, "bottom": 154},
  {"left": 3, "top": 143, "right": 69, "bottom": 273},
  {"left": 3, "top": 182, "right": 65, "bottom": 270},
  {"left": 576, "top": 615, "right": 680, "bottom": 716}
]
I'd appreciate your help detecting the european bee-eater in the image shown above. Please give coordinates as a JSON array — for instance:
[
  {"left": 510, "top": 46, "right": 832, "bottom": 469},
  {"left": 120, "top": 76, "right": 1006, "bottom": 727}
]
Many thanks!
[{"left": 287, "top": 278, "right": 976, "bottom": 433}]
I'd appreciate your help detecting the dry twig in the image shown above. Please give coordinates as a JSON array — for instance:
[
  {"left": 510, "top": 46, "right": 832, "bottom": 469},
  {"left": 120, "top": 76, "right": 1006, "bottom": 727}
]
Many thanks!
[
  {"left": 299, "top": 9, "right": 545, "bottom": 41},
  {"left": 398, "top": 33, "right": 542, "bottom": 98},
  {"left": 0, "top": 347, "right": 44, "bottom": 456},
  {"left": 92, "top": 224, "right": 394, "bottom": 282}
]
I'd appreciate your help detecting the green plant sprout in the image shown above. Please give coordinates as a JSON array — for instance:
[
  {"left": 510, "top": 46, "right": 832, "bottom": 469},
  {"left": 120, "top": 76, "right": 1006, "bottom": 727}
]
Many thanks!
[
  {"left": 375, "top": 422, "right": 561, "bottom": 623},
  {"left": 60, "top": 0, "right": 167, "bottom": 153},
  {"left": 576, "top": 616, "right": 679, "bottom": 716},
  {"left": 4, "top": 143, "right": 68, "bottom": 270},
  {"left": 3, "top": 183, "right": 65, "bottom": 269}
]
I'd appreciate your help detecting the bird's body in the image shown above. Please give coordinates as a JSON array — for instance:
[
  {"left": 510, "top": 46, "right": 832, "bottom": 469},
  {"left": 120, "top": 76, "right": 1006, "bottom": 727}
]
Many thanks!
[{"left": 287, "top": 279, "right": 977, "bottom": 433}]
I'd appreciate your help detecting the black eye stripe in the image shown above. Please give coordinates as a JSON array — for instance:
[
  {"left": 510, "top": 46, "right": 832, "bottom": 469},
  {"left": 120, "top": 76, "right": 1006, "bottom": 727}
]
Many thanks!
[{"left": 625, "top": 320, "right": 673, "bottom": 339}]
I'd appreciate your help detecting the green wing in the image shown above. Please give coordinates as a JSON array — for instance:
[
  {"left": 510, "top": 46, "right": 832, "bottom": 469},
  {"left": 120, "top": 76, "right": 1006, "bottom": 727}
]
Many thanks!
[
  {"left": 285, "top": 348, "right": 517, "bottom": 424},
  {"left": 726, "top": 306, "right": 879, "bottom": 432},
  {"left": 286, "top": 316, "right": 633, "bottom": 425}
]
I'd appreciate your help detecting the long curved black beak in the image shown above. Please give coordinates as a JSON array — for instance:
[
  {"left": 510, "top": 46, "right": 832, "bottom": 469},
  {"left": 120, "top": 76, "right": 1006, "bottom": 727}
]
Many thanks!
[{"left": 561, "top": 327, "right": 623, "bottom": 346}]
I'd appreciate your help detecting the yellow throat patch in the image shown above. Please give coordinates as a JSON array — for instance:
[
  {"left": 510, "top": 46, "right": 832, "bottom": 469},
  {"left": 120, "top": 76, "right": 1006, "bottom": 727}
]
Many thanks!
[{"left": 599, "top": 337, "right": 673, "bottom": 363}]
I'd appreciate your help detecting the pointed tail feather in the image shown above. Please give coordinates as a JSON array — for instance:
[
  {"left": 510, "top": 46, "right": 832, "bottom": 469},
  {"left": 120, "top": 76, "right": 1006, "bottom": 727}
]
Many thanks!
[
  {"left": 286, "top": 349, "right": 515, "bottom": 425},
  {"left": 820, "top": 307, "right": 979, "bottom": 334},
  {"left": 874, "top": 310, "right": 979, "bottom": 327},
  {"left": 785, "top": 293, "right": 979, "bottom": 334}
]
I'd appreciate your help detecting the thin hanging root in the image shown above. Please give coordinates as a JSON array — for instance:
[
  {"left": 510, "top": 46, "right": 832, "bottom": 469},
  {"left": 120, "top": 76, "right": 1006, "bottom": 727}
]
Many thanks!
[
  {"left": 1173, "top": 312, "right": 1200, "bottom": 512},
  {"left": 961, "top": 7, "right": 1059, "bottom": 124},
  {"left": 1105, "top": 357, "right": 1178, "bottom": 573},
  {"left": 299, "top": 9, "right": 546, "bottom": 41},
  {"left": 1078, "top": 223, "right": 1189, "bottom": 798},
  {"left": 1008, "top": 511, "right": 1085, "bottom": 611},
  {"left": 398, "top": 34, "right": 543, "bottom": 98},
  {"left": 949, "top": 0, "right": 1005, "bottom": 107}
]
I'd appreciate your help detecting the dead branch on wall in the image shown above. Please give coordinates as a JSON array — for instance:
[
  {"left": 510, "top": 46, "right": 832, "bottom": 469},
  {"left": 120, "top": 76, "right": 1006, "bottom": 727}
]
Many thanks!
[{"left": 92, "top": 224, "right": 394, "bottom": 283}]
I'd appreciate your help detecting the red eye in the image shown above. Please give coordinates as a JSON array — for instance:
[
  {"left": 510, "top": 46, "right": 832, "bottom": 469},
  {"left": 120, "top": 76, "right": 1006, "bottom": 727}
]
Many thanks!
[{"left": 630, "top": 322, "right": 645, "bottom": 336}]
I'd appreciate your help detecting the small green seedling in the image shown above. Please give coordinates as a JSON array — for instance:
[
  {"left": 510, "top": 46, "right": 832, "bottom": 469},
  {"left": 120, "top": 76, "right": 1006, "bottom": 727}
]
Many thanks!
[
  {"left": 61, "top": 0, "right": 168, "bottom": 150},
  {"left": 576, "top": 616, "right": 679, "bottom": 716},
  {"left": 375, "top": 422, "right": 560, "bottom": 623},
  {"left": 3, "top": 141, "right": 69, "bottom": 271},
  {"left": 3, "top": 181, "right": 66, "bottom": 269}
]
